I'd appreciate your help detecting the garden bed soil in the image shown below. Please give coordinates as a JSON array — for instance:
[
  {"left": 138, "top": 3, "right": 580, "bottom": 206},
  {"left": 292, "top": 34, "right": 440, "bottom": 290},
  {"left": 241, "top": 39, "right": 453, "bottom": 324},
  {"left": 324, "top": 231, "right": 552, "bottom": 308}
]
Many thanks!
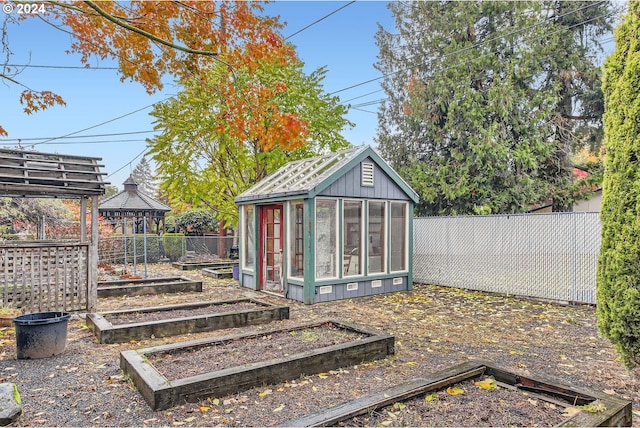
[
  {"left": 0, "top": 263, "right": 638, "bottom": 427},
  {"left": 97, "top": 276, "right": 202, "bottom": 298},
  {"left": 286, "top": 361, "right": 632, "bottom": 427},
  {"left": 120, "top": 319, "right": 394, "bottom": 410}
]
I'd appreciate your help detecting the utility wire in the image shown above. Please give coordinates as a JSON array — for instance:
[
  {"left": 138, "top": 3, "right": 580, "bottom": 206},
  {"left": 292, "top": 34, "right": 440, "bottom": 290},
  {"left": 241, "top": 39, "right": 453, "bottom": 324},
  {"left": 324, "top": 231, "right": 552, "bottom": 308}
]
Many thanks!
[
  {"left": 330, "top": 0, "right": 610, "bottom": 96},
  {"left": 285, "top": 1, "right": 356, "bottom": 40},
  {"left": 342, "top": 8, "right": 615, "bottom": 113},
  {"left": 0, "top": 130, "right": 154, "bottom": 142},
  {"left": 6, "top": 64, "right": 119, "bottom": 70}
]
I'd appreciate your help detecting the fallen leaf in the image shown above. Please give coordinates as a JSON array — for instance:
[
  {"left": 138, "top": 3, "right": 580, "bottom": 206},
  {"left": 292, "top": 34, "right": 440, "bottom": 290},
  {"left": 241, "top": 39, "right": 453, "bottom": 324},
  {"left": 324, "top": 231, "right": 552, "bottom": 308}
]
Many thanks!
[
  {"left": 603, "top": 389, "right": 616, "bottom": 395},
  {"left": 259, "top": 389, "right": 273, "bottom": 397},
  {"left": 563, "top": 407, "right": 582, "bottom": 417},
  {"left": 475, "top": 378, "right": 497, "bottom": 390},
  {"left": 273, "top": 404, "right": 285, "bottom": 412},
  {"left": 184, "top": 417, "right": 196, "bottom": 422},
  {"left": 381, "top": 420, "right": 393, "bottom": 426},
  {"left": 579, "top": 401, "right": 606, "bottom": 413},
  {"left": 446, "top": 387, "right": 464, "bottom": 396},
  {"left": 199, "top": 406, "right": 210, "bottom": 413},
  {"left": 318, "top": 373, "right": 329, "bottom": 379},
  {"left": 425, "top": 393, "right": 438, "bottom": 402}
]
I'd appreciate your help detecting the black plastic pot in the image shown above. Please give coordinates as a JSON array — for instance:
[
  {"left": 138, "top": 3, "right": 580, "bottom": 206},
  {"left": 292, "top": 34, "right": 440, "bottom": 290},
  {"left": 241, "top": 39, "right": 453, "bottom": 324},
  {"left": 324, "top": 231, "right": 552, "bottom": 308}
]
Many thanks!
[{"left": 13, "top": 312, "right": 71, "bottom": 359}]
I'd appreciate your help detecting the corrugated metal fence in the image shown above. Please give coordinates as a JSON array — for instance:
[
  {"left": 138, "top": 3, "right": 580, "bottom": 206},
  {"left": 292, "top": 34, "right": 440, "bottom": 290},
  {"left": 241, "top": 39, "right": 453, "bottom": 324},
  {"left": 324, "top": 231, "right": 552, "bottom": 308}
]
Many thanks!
[{"left": 413, "top": 212, "right": 601, "bottom": 304}]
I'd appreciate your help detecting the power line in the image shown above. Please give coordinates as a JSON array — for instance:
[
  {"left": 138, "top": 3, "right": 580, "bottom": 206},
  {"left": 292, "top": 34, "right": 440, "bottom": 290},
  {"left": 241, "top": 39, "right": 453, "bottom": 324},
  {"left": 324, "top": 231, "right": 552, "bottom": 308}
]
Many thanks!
[
  {"left": 330, "top": 1, "right": 610, "bottom": 97},
  {"left": 5, "top": 64, "right": 119, "bottom": 70},
  {"left": 285, "top": 1, "right": 356, "bottom": 40},
  {"left": 339, "top": 6, "right": 615, "bottom": 113},
  {"left": 0, "top": 130, "right": 154, "bottom": 142}
]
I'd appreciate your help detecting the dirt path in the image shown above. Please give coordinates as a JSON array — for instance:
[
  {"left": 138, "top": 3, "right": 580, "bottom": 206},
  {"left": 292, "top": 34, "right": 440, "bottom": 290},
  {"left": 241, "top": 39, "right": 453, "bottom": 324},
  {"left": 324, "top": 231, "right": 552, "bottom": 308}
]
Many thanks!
[{"left": 0, "top": 263, "right": 637, "bottom": 427}]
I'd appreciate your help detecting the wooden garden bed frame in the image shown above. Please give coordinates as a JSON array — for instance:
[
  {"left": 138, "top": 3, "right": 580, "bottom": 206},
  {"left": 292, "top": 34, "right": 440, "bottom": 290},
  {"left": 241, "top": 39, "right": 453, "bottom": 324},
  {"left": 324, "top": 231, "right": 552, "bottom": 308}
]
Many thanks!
[
  {"left": 201, "top": 268, "right": 233, "bottom": 279},
  {"left": 86, "top": 298, "right": 289, "bottom": 344},
  {"left": 97, "top": 276, "right": 202, "bottom": 298},
  {"left": 284, "top": 360, "right": 633, "bottom": 427},
  {"left": 120, "top": 319, "right": 395, "bottom": 410},
  {"left": 172, "top": 260, "right": 238, "bottom": 271}
]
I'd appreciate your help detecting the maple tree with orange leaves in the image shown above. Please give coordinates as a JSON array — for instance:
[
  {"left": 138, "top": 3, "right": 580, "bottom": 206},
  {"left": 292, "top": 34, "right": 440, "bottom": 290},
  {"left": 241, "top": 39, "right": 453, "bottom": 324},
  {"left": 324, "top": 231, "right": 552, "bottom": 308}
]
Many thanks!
[{"left": 1, "top": 0, "right": 304, "bottom": 149}]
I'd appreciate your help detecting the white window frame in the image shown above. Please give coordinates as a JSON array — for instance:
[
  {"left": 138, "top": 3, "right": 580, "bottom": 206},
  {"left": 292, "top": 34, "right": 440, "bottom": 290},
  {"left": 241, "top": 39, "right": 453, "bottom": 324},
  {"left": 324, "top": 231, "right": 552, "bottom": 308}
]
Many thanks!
[
  {"left": 342, "top": 199, "right": 364, "bottom": 278},
  {"left": 389, "top": 201, "right": 410, "bottom": 273},
  {"left": 314, "top": 198, "right": 339, "bottom": 280},
  {"left": 367, "top": 200, "right": 387, "bottom": 275}
]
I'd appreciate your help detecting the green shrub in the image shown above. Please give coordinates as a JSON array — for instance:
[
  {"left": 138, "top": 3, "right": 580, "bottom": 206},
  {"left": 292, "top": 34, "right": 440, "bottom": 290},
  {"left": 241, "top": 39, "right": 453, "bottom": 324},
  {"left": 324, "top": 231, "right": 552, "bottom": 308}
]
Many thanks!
[
  {"left": 162, "top": 233, "right": 185, "bottom": 261},
  {"left": 598, "top": 2, "right": 640, "bottom": 369}
]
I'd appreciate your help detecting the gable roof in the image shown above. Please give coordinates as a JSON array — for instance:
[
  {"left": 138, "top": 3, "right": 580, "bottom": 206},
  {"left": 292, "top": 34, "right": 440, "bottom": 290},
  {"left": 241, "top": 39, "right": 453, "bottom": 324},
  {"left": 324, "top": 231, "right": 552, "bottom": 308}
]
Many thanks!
[{"left": 235, "top": 146, "right": 418, "bottom": 204}]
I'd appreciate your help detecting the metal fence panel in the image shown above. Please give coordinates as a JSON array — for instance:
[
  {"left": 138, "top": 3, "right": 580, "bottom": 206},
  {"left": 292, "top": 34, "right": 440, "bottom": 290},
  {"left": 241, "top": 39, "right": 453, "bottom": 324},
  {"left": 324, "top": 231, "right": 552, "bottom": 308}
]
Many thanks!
[{"left": 413, "top": 212, "right": 600, "bottom": 304}]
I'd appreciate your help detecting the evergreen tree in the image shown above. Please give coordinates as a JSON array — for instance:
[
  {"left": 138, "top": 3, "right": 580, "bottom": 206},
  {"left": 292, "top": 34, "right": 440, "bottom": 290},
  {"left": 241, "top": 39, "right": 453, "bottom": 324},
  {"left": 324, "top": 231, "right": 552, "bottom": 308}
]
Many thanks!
[
  {"left": 131, "top": 157, "right": 158, "bottom": 198},
  {"left": 375, "top": 1, "right": 615, "bottom": 215},
  {"left": 597, "top": 0, "right": 640, "bottom": 369}
]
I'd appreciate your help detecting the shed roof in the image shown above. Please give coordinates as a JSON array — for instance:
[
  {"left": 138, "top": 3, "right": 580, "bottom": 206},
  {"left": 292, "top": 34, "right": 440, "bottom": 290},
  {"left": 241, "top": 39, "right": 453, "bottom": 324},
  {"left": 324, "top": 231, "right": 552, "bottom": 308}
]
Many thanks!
[
  {"left": 235, "top": 146, "right": 418, "bottom": 203},
  {"left": 0, "top": 148, "right": 107, "bottom": 198},
  {"left": 99, "top": 176, "right": 171, "bottom": 215}
]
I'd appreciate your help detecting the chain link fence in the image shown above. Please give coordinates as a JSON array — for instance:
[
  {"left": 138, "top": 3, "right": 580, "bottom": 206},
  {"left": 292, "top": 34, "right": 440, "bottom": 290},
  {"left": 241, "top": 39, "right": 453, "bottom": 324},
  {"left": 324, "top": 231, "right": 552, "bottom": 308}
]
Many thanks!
[
  {"left": 98, "top": 235, "right": 236, "bottom": 268},
  {"left": 413, "top": 212, "right": 601, "bottom": 304}
]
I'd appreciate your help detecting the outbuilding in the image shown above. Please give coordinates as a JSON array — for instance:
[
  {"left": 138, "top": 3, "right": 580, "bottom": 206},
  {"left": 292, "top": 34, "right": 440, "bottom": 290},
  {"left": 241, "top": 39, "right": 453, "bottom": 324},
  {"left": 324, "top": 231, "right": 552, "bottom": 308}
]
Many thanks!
[{"left": 234, "top": 146, "right": 419, "bottom": 304}]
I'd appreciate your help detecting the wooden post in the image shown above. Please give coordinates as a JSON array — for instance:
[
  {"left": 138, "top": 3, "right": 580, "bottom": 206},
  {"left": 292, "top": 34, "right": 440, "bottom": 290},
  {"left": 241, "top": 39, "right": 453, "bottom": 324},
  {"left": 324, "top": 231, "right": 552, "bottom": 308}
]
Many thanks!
[
  {"left": 88, "top": 195, "right": 99, "bottom": 311},
  {"left": 80, "top": 197, "right": 87, "bottom": 242}
]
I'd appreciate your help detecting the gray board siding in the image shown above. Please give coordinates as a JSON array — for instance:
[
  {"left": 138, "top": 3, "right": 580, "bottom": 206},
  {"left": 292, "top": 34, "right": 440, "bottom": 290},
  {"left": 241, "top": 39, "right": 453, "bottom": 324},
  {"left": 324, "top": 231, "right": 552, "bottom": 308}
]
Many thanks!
[
  {"left": 286, "top": 277, "right": 408, "bottom": 303},
  {"left": 318, "top": 157, "right": 411, "bottom": 201}
]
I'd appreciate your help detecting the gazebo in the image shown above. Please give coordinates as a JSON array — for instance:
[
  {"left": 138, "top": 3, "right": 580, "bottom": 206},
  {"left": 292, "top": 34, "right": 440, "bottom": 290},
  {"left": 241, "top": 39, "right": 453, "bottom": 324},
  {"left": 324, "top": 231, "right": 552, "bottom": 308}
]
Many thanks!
[
  {"left": 0, "top": 148, "right": 106, "bottom": 312},
  {"left": 99, "top": 176, "right": 171, "bottom": 235},
  {"left": 235, "top": 146, "right": 419, "bottom": 304}
]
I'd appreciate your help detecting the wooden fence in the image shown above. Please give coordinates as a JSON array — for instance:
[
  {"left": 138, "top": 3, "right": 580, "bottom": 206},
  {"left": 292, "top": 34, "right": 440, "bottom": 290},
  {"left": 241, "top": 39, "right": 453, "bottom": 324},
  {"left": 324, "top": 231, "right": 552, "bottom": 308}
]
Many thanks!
[{"left": 0, "top": 241, "right": 89, "bottom": 312}]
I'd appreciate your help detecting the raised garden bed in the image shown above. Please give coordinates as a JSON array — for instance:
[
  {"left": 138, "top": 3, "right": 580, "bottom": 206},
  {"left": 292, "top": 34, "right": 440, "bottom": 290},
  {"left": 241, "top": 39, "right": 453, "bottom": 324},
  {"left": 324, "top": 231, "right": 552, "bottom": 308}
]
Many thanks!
[
  {"left": 120, "top": 319, "right": 395, "bottom": 410},
  {"left": 284, "top": 360, "right": 632, "bottom": 427},
  {"left": 97, "top": 276, "right": 202, "bottom": 298},
  {"left": 201, "top": 267, "right": 233, "bottom": 279},
  {"left": 172, "top": 260, "right": 238, "bottom": 271},
  {"left": 86, "top": 298, "right": 289, "bottom": 344}
]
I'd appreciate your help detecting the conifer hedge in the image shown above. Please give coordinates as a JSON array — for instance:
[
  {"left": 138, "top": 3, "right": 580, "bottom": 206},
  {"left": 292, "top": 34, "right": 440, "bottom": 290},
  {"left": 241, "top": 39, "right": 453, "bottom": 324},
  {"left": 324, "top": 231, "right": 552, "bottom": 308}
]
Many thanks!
[{"left": 597, "top": 0, "right": 640, "bottom": 369}]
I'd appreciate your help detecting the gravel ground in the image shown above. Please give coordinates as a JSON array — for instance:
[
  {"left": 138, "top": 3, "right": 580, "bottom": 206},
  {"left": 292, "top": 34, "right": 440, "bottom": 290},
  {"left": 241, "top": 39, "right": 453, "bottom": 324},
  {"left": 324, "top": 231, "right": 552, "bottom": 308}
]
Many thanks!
[{"left": 0, "top": 263, "right": 638, "bottom": 427}]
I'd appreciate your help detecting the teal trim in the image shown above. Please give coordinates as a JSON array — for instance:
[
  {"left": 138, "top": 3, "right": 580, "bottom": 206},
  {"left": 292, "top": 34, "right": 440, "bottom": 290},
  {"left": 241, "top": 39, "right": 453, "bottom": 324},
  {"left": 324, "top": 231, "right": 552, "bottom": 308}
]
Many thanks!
[
  {"left": 252, "top": 205, "right": 260, "bottom": 290},
  {"left": 282, "top": 201, "right": 289, "bottom": 298},
  {"left": 303, "top": 198, "right": 315, "bottom": 304},
  {"left": 408, "top": 202, "right": 414, "bottom": 291},
  {"left": 338, "top": 199, "right": 344, "bottom": 279}
]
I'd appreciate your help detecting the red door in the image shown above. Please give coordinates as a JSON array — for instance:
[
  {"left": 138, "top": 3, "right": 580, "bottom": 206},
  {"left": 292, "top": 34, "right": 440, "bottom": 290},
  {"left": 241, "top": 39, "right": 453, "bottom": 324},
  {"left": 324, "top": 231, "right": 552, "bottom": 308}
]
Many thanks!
[{"left": 259, "top": 204, "right": 284, "bottom": 293}]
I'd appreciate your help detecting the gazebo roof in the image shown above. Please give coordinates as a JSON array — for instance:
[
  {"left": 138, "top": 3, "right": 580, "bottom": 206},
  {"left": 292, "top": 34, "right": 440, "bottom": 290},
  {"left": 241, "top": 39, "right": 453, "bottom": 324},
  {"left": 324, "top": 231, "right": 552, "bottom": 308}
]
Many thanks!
[
  {"left": 0, "top": 147, "right": 107, "bottom": 198},
  {"left": 99, "top": 176, "right": 170, "bottom": 216}
]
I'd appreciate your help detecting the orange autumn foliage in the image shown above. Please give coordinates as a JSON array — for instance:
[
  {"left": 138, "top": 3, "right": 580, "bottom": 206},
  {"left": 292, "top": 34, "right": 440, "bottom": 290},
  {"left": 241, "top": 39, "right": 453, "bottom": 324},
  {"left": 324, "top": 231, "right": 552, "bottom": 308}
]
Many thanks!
[{"left": 7, "top": 1, "right": 307, "bottom": 150}]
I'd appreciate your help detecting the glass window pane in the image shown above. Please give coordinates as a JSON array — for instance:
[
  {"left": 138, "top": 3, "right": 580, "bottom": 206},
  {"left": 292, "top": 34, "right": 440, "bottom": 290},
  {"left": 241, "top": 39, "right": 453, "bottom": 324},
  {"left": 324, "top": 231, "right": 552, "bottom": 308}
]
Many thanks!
[
  {"left": 343, "top": 201, "right": 362, "bottom": 276},
  {"left": 289, "top": 201, "right": 304, "bottom": 278},
  {"left": 390, "top": 202, "right": 407, "bottom": 271},
  {"left": 315, "top": 199, "right": 337, "bottom": 278},
  {"left": 243, "top": 205, "right": 255, "bottom": 269},
  {"left": 368, "top": 201, "right": 385, "bottom": 274}
]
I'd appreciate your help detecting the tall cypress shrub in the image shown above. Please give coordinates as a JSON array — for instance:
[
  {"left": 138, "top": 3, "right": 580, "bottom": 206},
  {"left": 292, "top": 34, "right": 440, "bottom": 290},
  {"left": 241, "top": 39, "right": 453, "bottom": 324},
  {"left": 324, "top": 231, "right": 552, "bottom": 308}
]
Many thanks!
[{"left": 597, "top": 0, "right": 640, "bottom": 369}]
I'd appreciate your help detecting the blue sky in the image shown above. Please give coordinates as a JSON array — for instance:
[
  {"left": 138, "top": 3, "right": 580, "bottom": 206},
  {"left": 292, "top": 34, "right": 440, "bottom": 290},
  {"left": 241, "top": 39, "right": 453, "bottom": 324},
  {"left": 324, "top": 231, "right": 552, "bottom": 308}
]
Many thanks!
[{"left": 0, "top": 1, "right": 394, "bottom": 189}]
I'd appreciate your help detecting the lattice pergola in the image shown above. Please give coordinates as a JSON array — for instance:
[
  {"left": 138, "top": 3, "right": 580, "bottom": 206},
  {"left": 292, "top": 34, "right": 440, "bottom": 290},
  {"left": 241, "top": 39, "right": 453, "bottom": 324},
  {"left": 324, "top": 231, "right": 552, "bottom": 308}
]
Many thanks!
[{"left": 0, "top": 148, "right": 107, "bottom": 312}]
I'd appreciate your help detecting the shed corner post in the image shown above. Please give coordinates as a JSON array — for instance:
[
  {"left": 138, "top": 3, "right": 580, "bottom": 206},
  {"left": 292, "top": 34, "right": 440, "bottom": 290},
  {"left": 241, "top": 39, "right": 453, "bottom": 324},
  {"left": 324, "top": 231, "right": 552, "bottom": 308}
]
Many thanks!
[
  {"left": 303, "top": 198, "right": 315, "bottom": 304},
  {"left": 88, "top": 195, "right": 99, "bottom": 312},
  {"left": 408, "top": 201, "right": 414, "bottom": 291}
]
